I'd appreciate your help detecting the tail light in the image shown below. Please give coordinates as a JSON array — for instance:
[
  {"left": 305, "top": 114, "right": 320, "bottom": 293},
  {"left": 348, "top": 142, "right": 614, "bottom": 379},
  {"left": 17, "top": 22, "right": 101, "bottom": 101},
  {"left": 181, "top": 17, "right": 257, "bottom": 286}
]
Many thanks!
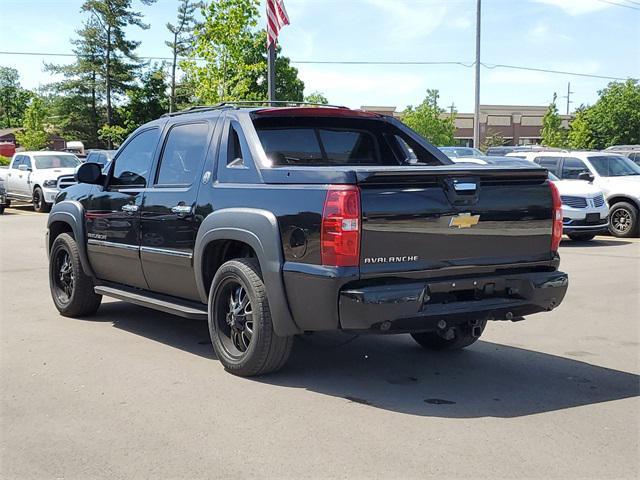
[
  {"left": 550, "top": 181, "right": 563, "bottom": 252},
  {"left": 321, "top": 185, "right": 361, "bottom": 267}
]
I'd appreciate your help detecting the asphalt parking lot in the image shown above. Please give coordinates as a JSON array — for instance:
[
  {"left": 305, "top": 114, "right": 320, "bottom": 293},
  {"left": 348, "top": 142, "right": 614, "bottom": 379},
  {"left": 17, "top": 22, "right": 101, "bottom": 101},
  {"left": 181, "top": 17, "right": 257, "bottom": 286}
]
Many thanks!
[{"left": 1, "top": 207, "right": 639, "bottom": 479}]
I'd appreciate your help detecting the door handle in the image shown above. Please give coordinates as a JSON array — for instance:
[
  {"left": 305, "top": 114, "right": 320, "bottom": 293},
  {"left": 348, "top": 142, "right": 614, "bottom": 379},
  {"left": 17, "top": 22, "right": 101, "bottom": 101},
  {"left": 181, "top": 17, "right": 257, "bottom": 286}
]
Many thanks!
[
  {"left": 171, "top": 205, "right": 192, "bottom": 216},
  {"left": 121, "top": 204, "right": 139, "bottom": 213}
]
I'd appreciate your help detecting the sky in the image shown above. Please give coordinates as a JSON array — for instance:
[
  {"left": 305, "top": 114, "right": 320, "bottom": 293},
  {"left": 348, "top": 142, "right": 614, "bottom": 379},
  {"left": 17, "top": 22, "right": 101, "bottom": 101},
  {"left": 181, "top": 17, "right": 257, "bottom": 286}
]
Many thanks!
[{"left": 0, "top": 0, "right": 639, "bottom": 113}]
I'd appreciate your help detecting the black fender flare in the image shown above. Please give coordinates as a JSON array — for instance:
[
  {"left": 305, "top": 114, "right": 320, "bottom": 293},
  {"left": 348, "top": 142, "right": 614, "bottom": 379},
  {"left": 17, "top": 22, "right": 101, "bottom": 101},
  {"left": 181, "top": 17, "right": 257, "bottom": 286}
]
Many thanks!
[
  {"left": 194, "top": 208, "right": 300, "bottom": 336},
  {"left": 47, "top": 200, "right": 95, "bottom": 278}
]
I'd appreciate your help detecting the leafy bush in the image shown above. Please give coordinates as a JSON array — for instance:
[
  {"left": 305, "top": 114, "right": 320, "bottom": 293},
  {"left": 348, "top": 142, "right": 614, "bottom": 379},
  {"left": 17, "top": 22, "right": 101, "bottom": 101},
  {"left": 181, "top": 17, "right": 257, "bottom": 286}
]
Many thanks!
[{"left": 0, "top": 155, "right": 11, "bottom": 166}]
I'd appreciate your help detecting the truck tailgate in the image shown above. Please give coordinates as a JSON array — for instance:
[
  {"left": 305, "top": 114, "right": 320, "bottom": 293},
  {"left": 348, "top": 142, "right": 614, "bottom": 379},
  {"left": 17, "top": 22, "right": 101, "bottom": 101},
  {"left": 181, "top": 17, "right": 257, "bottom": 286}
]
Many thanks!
[{"left": 356, "top": 166, "right": 554, "bottom": 278}]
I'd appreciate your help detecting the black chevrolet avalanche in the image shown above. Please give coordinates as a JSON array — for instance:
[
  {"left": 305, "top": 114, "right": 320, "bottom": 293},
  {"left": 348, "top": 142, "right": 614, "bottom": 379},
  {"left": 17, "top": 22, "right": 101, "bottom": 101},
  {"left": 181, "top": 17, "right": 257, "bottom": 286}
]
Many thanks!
[{"left": 47, "top": 104, "right": 568, "bottom": 376}]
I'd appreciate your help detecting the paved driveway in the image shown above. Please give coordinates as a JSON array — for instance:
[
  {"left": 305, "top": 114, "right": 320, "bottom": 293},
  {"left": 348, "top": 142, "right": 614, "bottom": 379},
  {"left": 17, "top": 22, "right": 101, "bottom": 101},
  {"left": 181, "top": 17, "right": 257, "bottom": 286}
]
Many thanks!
[{"left": 1, "top": 211, "right": 639, "bottom": 479}]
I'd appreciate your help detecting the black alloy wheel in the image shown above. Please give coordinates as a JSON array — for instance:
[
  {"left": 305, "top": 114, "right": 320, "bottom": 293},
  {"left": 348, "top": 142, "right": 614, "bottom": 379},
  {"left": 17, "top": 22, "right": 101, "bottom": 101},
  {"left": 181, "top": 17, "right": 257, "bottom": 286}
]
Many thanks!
[
  {"left": 217, "top": 280, "right": 255, "bottom": 356},
  {"left": 208, "top": 258, "right": 293, "bottom": 376},
  {"left": 48, "top": 233, "right": 102, "bottom": 317},
  {"left": 52, "top": 247, "right": 74, "bottom": 305},
  {"left": 609, "top": 202, "right": 638, "bottom": 238}
]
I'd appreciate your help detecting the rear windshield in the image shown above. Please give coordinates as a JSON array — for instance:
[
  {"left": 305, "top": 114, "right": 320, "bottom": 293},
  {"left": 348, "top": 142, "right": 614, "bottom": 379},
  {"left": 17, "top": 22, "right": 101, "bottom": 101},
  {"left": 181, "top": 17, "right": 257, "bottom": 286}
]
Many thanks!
[
  {"left": 34, "top": 155, "right": 80, "bottom": 169},
  {"left": 252, "top": 116, "right": 443, "bottom": 167}
]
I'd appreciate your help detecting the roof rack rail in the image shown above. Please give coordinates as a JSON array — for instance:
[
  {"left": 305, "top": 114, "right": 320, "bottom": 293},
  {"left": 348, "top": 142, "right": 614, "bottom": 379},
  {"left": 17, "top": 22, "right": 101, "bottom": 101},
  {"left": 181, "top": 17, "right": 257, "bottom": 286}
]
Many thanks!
[{"left": 161, "top": 100, "right": 350, "bottom": 117}]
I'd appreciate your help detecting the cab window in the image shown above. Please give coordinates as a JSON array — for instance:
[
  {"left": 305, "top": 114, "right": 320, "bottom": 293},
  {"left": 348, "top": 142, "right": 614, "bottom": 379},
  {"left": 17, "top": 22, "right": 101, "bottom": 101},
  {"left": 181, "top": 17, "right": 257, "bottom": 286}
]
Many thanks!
[
  {"left": 561, "top": 157, "right": 589, "bottom": 179},
  {"left": 110, "top": 129, "right": 159, "bottom": 188},
  {"left": 156, "top": 123, "right": 209, "bottom": 186}
]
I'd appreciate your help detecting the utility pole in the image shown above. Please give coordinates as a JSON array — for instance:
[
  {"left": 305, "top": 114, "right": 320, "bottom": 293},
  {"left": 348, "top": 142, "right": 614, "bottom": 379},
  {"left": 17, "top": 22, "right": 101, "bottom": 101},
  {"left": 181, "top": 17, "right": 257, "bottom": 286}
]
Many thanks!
[
  {"left": 448, "top": 102, "right": 456, "bottom": 115},
  {"left": 562, "top": 81, "right": 573, "bottom": 115},
  {"left": 473, "top": 0, "right": 481, "bottom": 148},
  {"left": 267, "top": 43, "right": 276, "bottom": 102}
]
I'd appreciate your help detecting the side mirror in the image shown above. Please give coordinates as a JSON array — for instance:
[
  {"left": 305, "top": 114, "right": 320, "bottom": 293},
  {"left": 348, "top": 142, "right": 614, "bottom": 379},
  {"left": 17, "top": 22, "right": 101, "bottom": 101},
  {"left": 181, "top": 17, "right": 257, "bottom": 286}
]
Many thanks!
[
  {"left": 76, "top": 162, "right": 104, "bottom": 185},
  {"left": 18, "top": 164, "right": 30, "bottom": 172},
  {"left": 578, "top": 172, "right": 594, "bottom": 182}
]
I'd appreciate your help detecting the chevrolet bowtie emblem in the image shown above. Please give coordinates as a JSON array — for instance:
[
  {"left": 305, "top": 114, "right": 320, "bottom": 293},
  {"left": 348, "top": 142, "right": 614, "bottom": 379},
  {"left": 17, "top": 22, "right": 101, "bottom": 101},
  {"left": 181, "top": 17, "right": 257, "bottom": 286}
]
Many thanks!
[{"left": 449, "top": 213, "right": 480, "bottom": 229}]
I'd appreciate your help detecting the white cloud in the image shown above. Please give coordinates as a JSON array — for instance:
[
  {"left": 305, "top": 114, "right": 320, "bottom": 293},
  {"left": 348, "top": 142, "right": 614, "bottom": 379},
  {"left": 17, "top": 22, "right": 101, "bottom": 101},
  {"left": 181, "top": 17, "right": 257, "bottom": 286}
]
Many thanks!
[
  {"left": 533, "top": 0, "right": 612, "bottom": 15},
  {"left": 363, "top": 0, "right": 449, "bottom": 42},
  {"left": 296, "top": 65, "right": 426, "bottom": 107}
]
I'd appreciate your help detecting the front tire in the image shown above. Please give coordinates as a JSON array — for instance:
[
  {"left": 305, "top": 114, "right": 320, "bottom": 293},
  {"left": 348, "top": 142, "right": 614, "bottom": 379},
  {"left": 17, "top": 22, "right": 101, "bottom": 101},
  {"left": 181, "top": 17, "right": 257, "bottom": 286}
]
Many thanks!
[
  {"left": 49, "top": 233, "right": 102, "bottom": 317},
  {"left": 208, "top": 258, "right": 293, "bottom": 376},
  {"left": 568, "top": 233, "right": 596, "bottom": 241},
  {"left": 411, "top": 320, "right": 486, "bottom": 351},
  {"left": 609, "top": 201, "right": 639, "bottom": 238},
  {"left": 33, "top": 187, "right": 51, "bottom": 213}
]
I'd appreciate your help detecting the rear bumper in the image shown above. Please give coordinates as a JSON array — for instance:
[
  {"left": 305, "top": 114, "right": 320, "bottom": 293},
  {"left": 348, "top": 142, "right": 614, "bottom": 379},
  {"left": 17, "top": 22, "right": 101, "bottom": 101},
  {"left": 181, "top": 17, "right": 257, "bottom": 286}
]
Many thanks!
[
  {"left": 338, "top": 271, "right": 568, "bottom": 332},
  {"left": 283, "top": 263, "right": 568, "bottom": 333}
]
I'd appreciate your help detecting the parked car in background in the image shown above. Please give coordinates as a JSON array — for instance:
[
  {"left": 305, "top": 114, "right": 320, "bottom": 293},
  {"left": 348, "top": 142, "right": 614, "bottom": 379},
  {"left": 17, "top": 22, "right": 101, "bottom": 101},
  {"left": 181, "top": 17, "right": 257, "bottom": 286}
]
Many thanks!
[
  {"left": 0, "top": 152, "right": 81, "bottom": 212},
  {"left": 604, "top": 145, "right": 640, "bottom": 166},
  {"left": 0, "top": 176, "right": 6, "bottom": 214},
  {"left": 452, "top": 156, "right": 608, "bottom": 241},
  {"left": 511, "top": 151, "right": 640, "bottom": 237},
  {"left": 486, "top": 145, "right": 563, "bottom": 156},
  {"left": 438, "top": 146, "right": 484, "bottom": 158},
  {"left": 85, "top": 149, "right": 116, "bottom": 170}
]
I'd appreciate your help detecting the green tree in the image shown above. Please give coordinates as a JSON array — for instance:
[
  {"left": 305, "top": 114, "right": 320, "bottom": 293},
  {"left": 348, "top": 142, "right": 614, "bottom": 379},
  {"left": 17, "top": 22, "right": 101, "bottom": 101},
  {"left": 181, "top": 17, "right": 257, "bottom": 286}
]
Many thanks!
[
  {"left": 0, "top": 67, "right": 33, "bottom": 128},
  {"left": 98, "top": 124, "right": 128, "bottom": 147},
  {"left": 166, "top": 0, "right": 203, "bottom": 112},
  {"left": 568, "top": 107, "right": 594, "bottom": 149},
  {"left": 480, "top": 131, "right": 506, "bottom": 151},
  {"left": 120, "top": 64, "right": 169, "bottom": 129},
  {"left": 401, "top": 90, "right": 456, "bottom": 146},
  {"left": 15, "top": 97, "right": 49, "bottom": 150},
  {"left": 81, "top": 0, "right": 157, "bottom": 125},
  {"left": 574, "top": 79, "right": 640, "bottom": 149},
  {"left": 241, "top": 31, "right": 304, "bottom": 101},
  {"left": 183, "top": 0, "right": 304, "bottom": 103},
  {"left": 304, "top": 91, "right": 329, "bottom": 105},
  {"left": 541, "top": 93, "right": 568, "bottom": 148},
  {"left": 45, "top": 18, "right": 105, "bottom": 147}
]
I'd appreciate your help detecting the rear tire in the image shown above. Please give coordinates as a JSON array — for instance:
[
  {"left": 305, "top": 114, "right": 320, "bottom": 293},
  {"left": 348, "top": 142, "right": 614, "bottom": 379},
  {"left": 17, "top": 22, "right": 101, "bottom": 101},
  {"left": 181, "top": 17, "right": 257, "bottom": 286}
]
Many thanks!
[
  {"left": 411, "top": 320, "right": 486, "bottom": 351},
  {"left": 0, "top": 204, "right": 4, "bottom": 214},
  {"left": 609, "top": 201, "right": 638, "bottom": 238},
  {"left": 33, "top": 187, "right": 51, "bottom": 213},
  {"left": 568, "top": 233, "right": 596, "bottom": 241},
  {"left": 208, "top": 258, "right": 293, "bottom": 376},
  {"left": 49, "top": 233, "right": 102, "bottom": 317}
]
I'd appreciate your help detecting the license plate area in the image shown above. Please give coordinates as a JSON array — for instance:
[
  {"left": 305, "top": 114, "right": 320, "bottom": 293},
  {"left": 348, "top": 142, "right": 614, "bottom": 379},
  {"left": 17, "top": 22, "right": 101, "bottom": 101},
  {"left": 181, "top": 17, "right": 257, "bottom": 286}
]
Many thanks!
[{"left": 585, "top": 213, "right": 600, "bottom": 224}]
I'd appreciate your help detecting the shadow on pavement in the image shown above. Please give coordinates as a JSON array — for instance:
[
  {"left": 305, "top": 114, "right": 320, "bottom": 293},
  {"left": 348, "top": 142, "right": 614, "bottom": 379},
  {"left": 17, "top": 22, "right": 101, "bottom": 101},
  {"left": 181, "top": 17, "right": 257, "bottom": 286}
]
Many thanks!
[
  {"left": 560, "top": 238, "right": 632, "bottom": 248},
  {"left": 89, "top": 301, "right": 639, "bottom": 419}
]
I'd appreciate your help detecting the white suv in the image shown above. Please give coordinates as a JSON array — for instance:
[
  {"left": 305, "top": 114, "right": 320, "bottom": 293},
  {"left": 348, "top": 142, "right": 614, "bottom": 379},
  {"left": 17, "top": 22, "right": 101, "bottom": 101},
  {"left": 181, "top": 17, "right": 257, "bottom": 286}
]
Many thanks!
[{"left": 507, "top": 151, "right": 640, "bottom": 238}]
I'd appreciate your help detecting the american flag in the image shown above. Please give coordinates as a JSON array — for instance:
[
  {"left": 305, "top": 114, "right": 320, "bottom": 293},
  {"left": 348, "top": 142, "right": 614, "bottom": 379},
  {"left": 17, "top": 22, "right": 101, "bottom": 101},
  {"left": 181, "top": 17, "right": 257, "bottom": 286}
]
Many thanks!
[{"left": 266, "top": 0, "right": 290, "bottom": 47}]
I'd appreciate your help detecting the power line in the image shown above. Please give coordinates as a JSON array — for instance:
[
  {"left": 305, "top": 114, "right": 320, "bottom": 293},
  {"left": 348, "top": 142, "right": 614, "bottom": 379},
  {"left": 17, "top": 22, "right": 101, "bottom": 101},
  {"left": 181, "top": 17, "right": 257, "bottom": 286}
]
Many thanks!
[
  {"left": 595, "top": 0, "right": 640, "bottom": 10},
  {"left": 480, "top": 62, "right": 633, "bottom": 81},
  {"left": 0, "top": 50, "right": 636, "bottom": 81}
]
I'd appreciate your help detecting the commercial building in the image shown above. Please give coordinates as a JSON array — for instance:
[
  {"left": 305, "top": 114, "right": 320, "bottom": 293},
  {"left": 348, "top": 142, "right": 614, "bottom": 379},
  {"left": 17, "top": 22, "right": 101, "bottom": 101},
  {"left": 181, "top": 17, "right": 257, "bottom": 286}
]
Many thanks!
[{"left": 361, "top": 104, "right": 572, "bottom": 147}]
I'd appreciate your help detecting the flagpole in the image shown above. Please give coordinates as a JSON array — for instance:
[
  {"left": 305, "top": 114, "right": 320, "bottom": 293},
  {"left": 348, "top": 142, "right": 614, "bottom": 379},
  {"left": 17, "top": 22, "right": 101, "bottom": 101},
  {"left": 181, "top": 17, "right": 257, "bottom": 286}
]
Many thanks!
[{"left": 267, "top": 42, "right": 276, "bottom": 102}]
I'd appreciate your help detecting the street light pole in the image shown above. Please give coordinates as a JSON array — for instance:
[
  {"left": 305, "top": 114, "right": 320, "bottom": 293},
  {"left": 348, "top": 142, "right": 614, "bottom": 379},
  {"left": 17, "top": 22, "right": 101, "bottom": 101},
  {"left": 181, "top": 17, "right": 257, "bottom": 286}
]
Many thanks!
[{"left": 473, "top": 0, "right": 481, "bottom": 148}]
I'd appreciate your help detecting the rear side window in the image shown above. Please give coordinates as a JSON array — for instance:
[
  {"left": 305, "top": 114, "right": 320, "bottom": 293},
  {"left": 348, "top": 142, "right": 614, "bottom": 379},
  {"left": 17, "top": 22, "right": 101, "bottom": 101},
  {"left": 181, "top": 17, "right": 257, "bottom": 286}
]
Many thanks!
[
  {"left": 111, "top": 128, "right": 159, "bottom": 188},
  {"left": 561, "top": 157, "right": 589, "bottom": 179},
  {"left": 156, "top": 123, "right": 209, "bottom": 186},
  {"left": 253, "top": 116, "right": 441, "bottom": 166},
  {"left": 534, "top": 156, "right": 560, "bottom": 173}
]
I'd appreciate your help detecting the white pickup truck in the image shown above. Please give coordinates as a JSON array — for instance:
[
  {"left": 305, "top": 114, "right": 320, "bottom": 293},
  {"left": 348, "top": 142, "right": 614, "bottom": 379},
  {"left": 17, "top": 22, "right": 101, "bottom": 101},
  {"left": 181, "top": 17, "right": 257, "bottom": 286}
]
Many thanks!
[{"left": 0, "top": 151, "right": 81, "bottom": 212}]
